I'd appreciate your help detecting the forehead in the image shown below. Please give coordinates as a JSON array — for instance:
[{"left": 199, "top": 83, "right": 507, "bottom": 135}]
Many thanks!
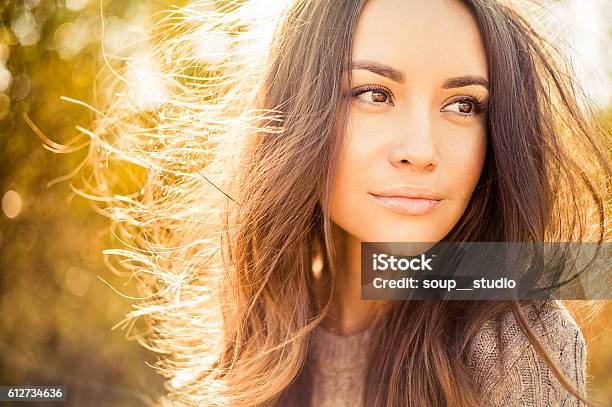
[{"left": 353, "top": 0, "right": 488, "bottom": 82}]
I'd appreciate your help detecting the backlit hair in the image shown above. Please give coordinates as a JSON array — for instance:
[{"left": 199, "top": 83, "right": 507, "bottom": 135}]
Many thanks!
[{"left": 55, "top": 0, "right": 610, "bottom": 405}]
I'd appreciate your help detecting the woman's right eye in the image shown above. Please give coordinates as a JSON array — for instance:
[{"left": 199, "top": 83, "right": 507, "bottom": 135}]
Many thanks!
[{"left": 351, "top": 86, "right": 394, "bottom": 106}]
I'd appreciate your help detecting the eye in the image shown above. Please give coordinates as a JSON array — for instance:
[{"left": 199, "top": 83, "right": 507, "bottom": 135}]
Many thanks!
[
  {"left": 441, "top": 96, "right": 487, "bottom": 116},
  {"left": 451, "top": 101, "right": 474, "bottom": 114},
  {"left": 351, "top": 85, "right": 394, "bottom": 106}
]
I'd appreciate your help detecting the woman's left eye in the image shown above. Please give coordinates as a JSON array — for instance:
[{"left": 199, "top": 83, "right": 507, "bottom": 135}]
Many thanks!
[{"left": 441, "top": 97, "right": 486, "bottom": 116}]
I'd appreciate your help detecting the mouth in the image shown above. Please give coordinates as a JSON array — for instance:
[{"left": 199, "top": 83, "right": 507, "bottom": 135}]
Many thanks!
[{"left": 369, "top": 187, "right": 442, "bottom": 216}]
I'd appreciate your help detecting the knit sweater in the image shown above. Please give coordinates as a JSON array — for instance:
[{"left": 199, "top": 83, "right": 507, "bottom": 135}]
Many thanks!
[{"left": 309, "top": 301, "right": 587, "bottom": 406}]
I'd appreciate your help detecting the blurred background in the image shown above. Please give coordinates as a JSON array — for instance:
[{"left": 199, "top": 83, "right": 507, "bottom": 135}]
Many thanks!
[{"left": 0, "top": 0, "right": 610, "bottom": 405}]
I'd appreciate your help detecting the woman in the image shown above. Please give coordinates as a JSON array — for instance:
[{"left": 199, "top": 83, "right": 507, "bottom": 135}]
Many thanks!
[{"left": 77, "top": 0, "right": 610, "bottom": 405}]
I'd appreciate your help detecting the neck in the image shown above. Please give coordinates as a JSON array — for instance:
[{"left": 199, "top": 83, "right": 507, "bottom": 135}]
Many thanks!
[{"left": 316, "top": 222, "right": 389, "bottom": 335}]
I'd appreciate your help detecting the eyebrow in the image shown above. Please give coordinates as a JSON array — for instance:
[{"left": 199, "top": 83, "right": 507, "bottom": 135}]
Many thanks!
[
  {"left": 352, "top": 60, "right": 406, "bottom": 83},
  {"left": 442, "top": 75, "right": 489, "bottom": 90},
  {"left": 351, "top": 60, "right": 489, "bottom": 90}
]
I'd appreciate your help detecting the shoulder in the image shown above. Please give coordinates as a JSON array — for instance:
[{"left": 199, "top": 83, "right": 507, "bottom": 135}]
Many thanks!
[{"left": 468, "top": 301, "right": 587, "bottom": 406}]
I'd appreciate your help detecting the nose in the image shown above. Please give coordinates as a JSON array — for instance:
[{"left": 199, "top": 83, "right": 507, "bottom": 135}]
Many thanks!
[{"left": 388, "top": 107, "right": 438, "bottom": 172}]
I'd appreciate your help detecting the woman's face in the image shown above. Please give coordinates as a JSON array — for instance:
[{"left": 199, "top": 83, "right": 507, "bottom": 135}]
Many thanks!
[{"left": 329, "top": 0, "right": 489, "bottom": 243}]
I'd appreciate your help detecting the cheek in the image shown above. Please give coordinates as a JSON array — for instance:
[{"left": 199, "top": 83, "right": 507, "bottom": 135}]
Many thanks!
[
  {"left": 328, "top": 125, "right": 378, "bottom": 227},
  {"left": 442, "top": 129, "right": 487, "bottom": 199}
]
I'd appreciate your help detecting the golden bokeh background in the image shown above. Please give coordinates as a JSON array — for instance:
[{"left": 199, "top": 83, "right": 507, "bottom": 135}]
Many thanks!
[{"left": 0, "top": 0, "right": 609, "bottom": 405}]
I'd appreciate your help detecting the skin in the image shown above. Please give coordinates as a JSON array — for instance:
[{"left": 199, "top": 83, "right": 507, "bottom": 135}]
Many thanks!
[{"left": 322, "top": 0, "right": 489, "bottom": 334}]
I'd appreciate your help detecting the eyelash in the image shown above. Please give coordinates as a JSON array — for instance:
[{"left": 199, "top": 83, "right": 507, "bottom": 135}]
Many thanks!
[{"left": 349, "top": 85, "right": 488, "bottom": 116}]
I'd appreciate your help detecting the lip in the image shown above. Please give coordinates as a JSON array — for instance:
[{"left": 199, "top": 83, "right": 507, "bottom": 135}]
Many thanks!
[{"left": 369, "top": 186, "right": 442, "bottom": 216}]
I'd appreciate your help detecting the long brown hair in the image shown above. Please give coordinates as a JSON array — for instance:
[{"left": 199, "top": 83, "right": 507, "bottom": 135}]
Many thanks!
[
  {"left": 221, "top": 0, "right": 610, "bottom": 405},
  {"left": 62, "top": 0, "right": 610, "bottom": 406}
]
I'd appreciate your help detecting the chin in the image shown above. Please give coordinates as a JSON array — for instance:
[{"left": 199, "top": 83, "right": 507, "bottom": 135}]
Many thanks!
[
  {"left": 372, "top": 216, "right": 450, "bottom": 242},
  {"left": 331, "top": 204, "right": 456, "bottom": 243},
  {"left": 360, "top": 225, "right": 446, "bottom": 244}
]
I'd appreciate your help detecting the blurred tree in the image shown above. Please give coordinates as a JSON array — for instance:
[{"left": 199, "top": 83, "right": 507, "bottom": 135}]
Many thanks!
[{"left": 0, "top": 1, "right": 169, "bottom": 405}]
